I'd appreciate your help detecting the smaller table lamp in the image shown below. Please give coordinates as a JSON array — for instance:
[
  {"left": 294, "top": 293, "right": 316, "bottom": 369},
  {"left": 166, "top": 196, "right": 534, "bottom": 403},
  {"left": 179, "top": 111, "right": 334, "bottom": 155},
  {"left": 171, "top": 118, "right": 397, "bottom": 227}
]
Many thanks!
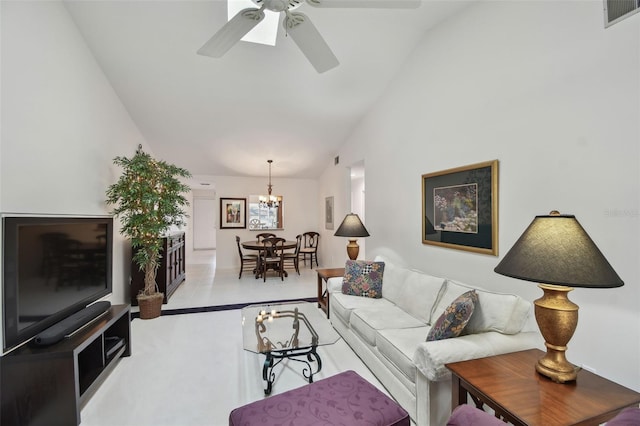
[
  {"left": 334, "top": 213, "right": 370, "bottom": 260},
  {"left": 494, "top": 211, "right": 623, "bottom": 383}
]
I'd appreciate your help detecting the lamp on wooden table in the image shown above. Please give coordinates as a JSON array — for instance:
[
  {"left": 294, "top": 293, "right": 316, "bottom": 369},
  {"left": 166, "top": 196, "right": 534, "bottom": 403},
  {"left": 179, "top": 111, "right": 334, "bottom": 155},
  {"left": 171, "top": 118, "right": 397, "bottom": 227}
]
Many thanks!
[
  {"left": 334, "top": 213, "right": 369, "bottom": 260},
  {"left": 494, "top": 210, "right": 623, "bottom": 383}
]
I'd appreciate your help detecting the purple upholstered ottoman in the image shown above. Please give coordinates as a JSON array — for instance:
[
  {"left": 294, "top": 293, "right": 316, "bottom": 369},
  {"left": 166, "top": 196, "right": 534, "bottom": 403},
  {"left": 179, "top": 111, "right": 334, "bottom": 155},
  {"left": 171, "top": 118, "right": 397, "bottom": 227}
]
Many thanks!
[
  {"left": 229, "top": 370, "right": 410, "bottom": 426},
  {"left": 446, "top": 405, "right": 506, "bottom": 426}
]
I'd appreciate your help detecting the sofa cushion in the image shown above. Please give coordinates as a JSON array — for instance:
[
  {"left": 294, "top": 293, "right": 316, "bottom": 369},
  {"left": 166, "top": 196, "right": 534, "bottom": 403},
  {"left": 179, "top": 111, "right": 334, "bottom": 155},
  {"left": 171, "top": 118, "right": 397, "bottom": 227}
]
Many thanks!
[
  {"left": 331, "top": 292, "right": 395, "bottom": 325},
  {"left": 427, "top": 290, "right": 478, "bottom": 341},
  {"left": 430, "top": 280, "right": 531, "bottom": 335},
  {"left": 394, "top": 269, "right": 446, "bottom": 324},
  {"left": 342, "top": 260, "right": 385, "bottom": 298},
  {"left": 375, "top": 255, "right": 409, "bottom": 306},
  {"left": 376, "top": 326, "right": 429, "bottom": 384},
  {"left": 462, "top": 284, "right": 531, "bottom": 335},
  {"left": 350, "top": 306, "right": 426, "bottom": 346}
]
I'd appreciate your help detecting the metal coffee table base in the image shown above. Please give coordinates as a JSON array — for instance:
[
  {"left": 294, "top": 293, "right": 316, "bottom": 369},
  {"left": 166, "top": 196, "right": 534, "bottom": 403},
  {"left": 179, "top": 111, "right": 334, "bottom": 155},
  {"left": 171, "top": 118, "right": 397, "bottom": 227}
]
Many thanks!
[
  {"left": 242, "top": 303, "right": 339, "bottom": 395},
  {"left": 262, "top": 346, "right": 322, "bottom": 395}
]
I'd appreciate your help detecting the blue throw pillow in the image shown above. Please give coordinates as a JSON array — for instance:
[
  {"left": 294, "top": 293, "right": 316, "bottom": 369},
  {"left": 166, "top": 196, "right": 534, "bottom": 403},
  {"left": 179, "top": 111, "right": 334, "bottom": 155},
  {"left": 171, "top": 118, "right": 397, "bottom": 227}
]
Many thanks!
[{"left": 341, "top": 260, "right": 385, "bottom": 298}]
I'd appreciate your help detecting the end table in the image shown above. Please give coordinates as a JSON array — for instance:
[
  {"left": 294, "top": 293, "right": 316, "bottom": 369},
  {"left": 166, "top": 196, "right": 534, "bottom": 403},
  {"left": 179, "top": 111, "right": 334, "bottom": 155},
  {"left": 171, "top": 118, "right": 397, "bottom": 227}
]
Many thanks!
[
  {"left": 446, "top": 349, "right": 640, "bottom": 426},
  {"left": 316, "top": 268, "right": 344, "bottom": 318}
]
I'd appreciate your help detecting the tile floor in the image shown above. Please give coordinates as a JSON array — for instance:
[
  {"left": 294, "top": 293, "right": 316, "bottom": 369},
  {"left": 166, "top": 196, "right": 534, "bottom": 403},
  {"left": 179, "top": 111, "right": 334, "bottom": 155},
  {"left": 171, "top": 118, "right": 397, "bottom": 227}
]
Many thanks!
[
  {"left": 79, "top": 251, "right": 389, "bottom": 426},
  {"left": 160, "top": 250, "right": 321, "bottom": 311}
]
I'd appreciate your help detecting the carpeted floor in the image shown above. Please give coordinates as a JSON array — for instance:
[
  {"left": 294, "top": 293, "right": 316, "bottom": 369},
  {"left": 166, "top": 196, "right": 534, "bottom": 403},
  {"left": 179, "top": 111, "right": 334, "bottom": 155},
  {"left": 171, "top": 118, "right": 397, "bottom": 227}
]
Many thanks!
[
  {"left": 80, "top": 258, "right": 389, "bottom": 425},
  {"left": 80, "top": 306, "right": 385, "bottom": 426}
]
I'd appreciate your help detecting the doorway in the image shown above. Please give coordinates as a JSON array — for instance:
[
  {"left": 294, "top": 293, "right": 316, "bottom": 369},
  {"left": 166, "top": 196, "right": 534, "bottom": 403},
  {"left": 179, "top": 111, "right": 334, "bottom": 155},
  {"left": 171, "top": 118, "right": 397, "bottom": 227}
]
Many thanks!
[{"left": 193, "top": 197, "right": 216, "bottom": 250}]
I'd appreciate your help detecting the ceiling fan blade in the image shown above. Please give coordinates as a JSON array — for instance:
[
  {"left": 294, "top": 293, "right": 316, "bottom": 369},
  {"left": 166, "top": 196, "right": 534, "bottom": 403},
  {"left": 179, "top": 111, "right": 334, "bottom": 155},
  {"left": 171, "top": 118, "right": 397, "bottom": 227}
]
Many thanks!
[
  {"left": 306, "top": 0, "right": 420, "bottom": 8},
  {"left": 284, "top": 12, "right": 339, "bottom": 73},
  {"left": 197, "top": 8, "right": 265, "bottom": 58}
]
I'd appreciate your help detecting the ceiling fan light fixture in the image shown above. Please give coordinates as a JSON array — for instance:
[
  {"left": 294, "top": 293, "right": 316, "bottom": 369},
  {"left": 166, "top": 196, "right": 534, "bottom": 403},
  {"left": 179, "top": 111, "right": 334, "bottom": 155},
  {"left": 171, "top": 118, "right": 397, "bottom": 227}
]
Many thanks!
[
  {"left": 256, "top": 0, "right": 299, "bottom": 12},
  {"left": 198, "top": 7, "right": 266, "bottom": 57},
  {"left": 202, "top": 0, "right": 420, "bottom": 72},
  {"left": 306, "top": 0, "right": 420, "bottom": 8},
  {"left": 273, "top": 0, "right": 289, "bottom": 11},
  {"left": 284, "top": 11, "right": 339, "bottom": 73},
  {"left": 229, "top": 0, "right": 279, "bottom": 46}
]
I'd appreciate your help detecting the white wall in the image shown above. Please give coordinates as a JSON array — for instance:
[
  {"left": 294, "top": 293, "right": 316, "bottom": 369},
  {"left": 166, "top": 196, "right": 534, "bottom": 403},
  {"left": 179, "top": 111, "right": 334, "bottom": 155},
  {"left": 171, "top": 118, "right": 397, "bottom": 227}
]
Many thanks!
[
  {"left": 351, "top": 174, "right": 366, "bottom": 259},
  {"left": 196, "top": 175, "right": 319, "bottom": 269},
  {"left": 1, "top": 1, "right": 149, "bottom": 310},
  {"left": 317, "top": 159, "right": 369, "bottom": 265},
  {"left": 318, "top": 158, "right": 352, "bottom": 266},
  {"left": 323, "top": 1, "right": 640, "bottom": 390}
]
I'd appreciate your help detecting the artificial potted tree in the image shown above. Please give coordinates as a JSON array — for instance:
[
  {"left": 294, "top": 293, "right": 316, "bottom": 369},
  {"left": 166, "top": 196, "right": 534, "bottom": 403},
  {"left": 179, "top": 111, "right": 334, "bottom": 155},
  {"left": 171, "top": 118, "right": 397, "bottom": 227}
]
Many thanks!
[{"left": 106, "top": 145, "right": 191, "bottom": 319}]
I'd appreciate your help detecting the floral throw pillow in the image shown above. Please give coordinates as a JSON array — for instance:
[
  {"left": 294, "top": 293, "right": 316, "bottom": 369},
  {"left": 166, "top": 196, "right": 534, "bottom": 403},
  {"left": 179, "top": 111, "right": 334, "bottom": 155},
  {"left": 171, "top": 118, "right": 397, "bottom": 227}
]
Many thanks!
[
  {"left": 341, "top": 260, "right": 385, "bottom": 298},
  {"left": 426, "top": 290, "right": 478, "bottom": 341}
]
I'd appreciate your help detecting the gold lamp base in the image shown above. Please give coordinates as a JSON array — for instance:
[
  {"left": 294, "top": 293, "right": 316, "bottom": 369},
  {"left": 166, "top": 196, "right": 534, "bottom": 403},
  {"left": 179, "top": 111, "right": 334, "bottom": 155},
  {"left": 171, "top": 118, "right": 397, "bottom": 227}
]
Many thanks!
[
  {"left": 534, "top": 284, "right": 580, "bottom": 383},
  {"left": 346, "top": 239, "right": 360, "bottom": 260}
]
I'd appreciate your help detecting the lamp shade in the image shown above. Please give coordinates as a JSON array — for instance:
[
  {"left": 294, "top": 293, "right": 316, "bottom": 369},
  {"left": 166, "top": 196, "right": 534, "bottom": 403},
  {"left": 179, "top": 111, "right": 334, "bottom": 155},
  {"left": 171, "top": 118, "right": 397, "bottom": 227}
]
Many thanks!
[
  {"left": 494, "top": 213, "right": 623, "bottom": 288},
  {"left": 334, "top": 213, "right": 370, "bottom": 238}
]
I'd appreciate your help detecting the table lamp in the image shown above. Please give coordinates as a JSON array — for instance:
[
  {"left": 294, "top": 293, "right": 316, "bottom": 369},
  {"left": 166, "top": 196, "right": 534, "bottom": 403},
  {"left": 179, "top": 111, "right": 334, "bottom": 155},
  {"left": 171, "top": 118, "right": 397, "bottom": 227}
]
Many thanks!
[
  {"left": 494, "top": 211, "right": 623, "bottom": 383},
  {"left": 334, "top": 213, "right": 370, "bottom": 260}
]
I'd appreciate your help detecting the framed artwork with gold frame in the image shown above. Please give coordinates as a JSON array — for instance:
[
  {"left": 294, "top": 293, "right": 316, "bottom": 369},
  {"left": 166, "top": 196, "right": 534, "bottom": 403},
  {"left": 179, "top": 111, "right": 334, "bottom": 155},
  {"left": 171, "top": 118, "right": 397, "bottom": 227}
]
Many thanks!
[{"left": 422, "top": 160, "right": 498, "bottom": 255}]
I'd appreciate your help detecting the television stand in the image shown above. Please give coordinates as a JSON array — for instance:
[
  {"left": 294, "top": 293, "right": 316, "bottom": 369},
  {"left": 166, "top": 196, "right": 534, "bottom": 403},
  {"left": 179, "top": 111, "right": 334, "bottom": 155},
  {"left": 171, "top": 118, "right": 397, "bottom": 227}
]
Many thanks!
[{"left": 1, "top": 304, "right": 131, "bottom": 426}]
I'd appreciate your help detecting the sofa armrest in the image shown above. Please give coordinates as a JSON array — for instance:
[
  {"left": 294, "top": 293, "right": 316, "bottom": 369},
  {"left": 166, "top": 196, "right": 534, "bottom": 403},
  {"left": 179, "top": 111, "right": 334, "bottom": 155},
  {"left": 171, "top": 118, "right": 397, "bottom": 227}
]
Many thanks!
[
  {"left": 413, "top": 331, "right": 543, "bottom": 382},
  {"left": 327, "top": 277, "right": 343, "bottom": 294}
]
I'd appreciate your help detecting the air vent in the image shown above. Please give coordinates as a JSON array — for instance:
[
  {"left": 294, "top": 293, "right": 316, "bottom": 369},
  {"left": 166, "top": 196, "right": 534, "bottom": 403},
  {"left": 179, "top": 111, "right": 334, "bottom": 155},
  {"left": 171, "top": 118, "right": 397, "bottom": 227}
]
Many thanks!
[{"left": 605, "top": 0, "right": 640, "bottom": 27}]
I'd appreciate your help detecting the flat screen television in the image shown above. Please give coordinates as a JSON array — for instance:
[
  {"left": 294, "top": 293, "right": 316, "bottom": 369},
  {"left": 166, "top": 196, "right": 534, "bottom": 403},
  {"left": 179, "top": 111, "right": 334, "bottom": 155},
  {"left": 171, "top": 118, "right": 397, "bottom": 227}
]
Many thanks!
[{"left": 2, "top": 216, "right": 113, "bottom": 352}]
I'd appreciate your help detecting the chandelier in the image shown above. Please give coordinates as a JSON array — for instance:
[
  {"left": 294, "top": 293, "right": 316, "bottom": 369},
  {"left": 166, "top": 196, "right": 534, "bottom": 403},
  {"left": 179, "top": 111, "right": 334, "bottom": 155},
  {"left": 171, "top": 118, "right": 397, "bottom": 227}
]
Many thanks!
[{"left": 259, "top": 160, "right": 280, "bottom": 208}]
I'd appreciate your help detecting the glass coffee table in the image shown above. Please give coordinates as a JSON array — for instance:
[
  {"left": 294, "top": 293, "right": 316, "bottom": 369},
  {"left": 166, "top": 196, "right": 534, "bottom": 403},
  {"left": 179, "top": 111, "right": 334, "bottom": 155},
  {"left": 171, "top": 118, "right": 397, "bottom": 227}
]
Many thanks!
[{"left": 241, "top": 301, "right": 340, "bottom": 395}]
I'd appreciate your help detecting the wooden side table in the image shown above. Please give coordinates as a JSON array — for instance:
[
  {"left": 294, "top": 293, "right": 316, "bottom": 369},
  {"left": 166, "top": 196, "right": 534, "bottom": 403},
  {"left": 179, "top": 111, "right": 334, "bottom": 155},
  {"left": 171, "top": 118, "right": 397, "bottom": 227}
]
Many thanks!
[
  {"left": 316, "top": 268, "right": 344, "bottom": 318},
  {"left": 446, "top": 349, "right": 640, "bottom": 426}
]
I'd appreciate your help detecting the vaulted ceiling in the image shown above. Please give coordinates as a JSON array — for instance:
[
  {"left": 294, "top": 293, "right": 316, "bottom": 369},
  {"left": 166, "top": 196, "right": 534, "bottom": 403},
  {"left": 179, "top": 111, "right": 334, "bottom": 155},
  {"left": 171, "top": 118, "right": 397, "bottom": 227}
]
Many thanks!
[{"left": 64, "top": 0, "right": 470, "bottom": 180}]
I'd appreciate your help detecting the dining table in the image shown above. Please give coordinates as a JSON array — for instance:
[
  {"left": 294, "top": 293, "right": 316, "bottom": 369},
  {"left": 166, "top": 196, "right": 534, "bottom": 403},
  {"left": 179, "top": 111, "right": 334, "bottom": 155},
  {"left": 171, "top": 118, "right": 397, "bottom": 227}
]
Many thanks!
[
  {"left": 241, "top": 240, "right": 298, "bottom": 279},
  {"left": 241, "top": 240, "right": 298, "bottom": 252}
]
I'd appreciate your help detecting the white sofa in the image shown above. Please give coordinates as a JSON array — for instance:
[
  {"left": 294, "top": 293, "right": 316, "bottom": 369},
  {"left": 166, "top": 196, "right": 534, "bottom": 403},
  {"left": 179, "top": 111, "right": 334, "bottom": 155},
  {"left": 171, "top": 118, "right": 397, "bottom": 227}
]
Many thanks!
[{"left": 327, "top": 255, "right": 542, "bottom": 426}]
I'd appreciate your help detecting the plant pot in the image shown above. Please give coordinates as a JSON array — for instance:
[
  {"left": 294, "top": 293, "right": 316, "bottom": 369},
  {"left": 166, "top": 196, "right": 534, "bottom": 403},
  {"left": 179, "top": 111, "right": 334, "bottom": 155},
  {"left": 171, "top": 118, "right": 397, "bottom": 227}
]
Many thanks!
[{"left": 137, "top": 292, "right": 164, "bottom": 319}]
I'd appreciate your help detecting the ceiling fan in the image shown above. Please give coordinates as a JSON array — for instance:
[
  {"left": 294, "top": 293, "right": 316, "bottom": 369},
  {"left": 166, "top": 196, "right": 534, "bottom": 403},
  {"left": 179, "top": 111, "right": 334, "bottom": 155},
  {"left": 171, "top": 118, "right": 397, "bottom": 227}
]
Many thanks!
[{"left": 197, "top": 0, "right": 421, "bottom": 73}]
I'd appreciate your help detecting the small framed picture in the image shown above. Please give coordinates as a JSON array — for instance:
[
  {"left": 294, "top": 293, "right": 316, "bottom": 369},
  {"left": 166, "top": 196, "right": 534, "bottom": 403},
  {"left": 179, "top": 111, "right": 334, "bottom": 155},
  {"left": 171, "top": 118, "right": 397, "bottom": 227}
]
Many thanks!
[
  {"left": 325, "top": 196, "right": 334, "bottom": 230},
  {"left": 220, "top": 197, "right": 246, "bottom": 229},
  {"left": 422, "top": 160, "right": 499, "bottom": 255}
]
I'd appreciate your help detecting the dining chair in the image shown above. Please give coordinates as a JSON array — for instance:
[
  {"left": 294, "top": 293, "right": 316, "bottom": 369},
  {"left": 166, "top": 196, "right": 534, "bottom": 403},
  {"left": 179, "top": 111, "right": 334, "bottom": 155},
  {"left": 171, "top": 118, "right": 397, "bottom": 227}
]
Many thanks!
[
  {"left": 260, "top": 237, "right": 286, "bottom": 281},
  {"left": 300, "top": 231, "right": 319, "bottom": 268},
  {"left": 282, "top": 234, "right": 302, "bottom": 275},
  {"left": 236, "top": 236, "right": 258, "bottom": 279},
  {"left": 256, "top": 232, "right": 276, "bottom": 242}
]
